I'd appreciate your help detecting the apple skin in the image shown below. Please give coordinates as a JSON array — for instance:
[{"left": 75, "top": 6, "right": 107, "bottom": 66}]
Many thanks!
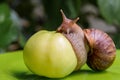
[{"left": 23, "top": 30, "right": 77, "bottom": 78}]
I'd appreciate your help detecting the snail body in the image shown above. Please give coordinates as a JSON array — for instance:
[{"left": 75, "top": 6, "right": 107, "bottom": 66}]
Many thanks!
[
  {"left": 84, "top": 29, "right": 116, "bottom": 71},
  {"left": 57, "top": 10, "right": 87, "bottom": 70}
]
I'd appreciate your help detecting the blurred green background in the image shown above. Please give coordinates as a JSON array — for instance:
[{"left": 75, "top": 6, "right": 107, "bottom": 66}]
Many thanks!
[{"left": 0, "top": 0, "right": 120, "bottom": 53}]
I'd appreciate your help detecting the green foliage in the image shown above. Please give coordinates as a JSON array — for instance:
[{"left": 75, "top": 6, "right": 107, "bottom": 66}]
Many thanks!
[
  {"left": 0, "top": 0, "right": 119, "bottom": 51},
  {"left": 98, "top": 0, "right": 120, "bottom": 26},
  {"left": 0, "top": 3, "right": 25, "bottom": 52},
  {"left": 0, "top": 3, "right": 17, "bottom": 50}
]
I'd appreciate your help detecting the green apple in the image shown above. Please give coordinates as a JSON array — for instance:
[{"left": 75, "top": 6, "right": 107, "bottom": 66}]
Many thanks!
[{"left": 23, "top": 30, "right": 77, "bottom": 78}]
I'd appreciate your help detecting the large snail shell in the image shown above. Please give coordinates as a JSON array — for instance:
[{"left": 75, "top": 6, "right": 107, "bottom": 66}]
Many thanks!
[{"left": 84, "top": 28, "right": 116, "bottom": 71}]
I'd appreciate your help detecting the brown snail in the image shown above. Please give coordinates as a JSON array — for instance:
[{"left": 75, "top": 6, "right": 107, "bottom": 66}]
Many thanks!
[
  {"left": 57, "top": 10, "right": 116, "bottom": 71},
  {"left": 57, "top": 10, "right": 87, "bottom": 70},
  {"left": 84, "top": 28, "right": 116, "bottom": 71}
]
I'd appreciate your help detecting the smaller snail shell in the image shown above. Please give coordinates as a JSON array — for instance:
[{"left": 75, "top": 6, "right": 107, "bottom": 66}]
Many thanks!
[{"left": 84, "top": 28, "right": 116, "bottom": 71}]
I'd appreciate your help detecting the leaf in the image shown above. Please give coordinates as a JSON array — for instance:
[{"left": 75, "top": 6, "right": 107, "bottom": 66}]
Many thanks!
[
  {"left": 0, "top": 3, "right": 18, "bottom": 50},
  {"left": 0, "top": 50, "right": 120, "bottom": 80},
  {"left": 98, "top": 0, "right": 120, "bottom": 26}
]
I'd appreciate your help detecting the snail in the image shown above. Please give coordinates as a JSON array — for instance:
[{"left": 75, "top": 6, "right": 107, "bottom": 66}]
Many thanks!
[{"left": 84, "top": 28, "right": 116, "bottom": 71}]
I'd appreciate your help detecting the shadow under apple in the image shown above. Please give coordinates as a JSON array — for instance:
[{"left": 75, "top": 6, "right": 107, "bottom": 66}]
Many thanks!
[{"left": 11, "top": 69, "right": 107, "bottom": 80}]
